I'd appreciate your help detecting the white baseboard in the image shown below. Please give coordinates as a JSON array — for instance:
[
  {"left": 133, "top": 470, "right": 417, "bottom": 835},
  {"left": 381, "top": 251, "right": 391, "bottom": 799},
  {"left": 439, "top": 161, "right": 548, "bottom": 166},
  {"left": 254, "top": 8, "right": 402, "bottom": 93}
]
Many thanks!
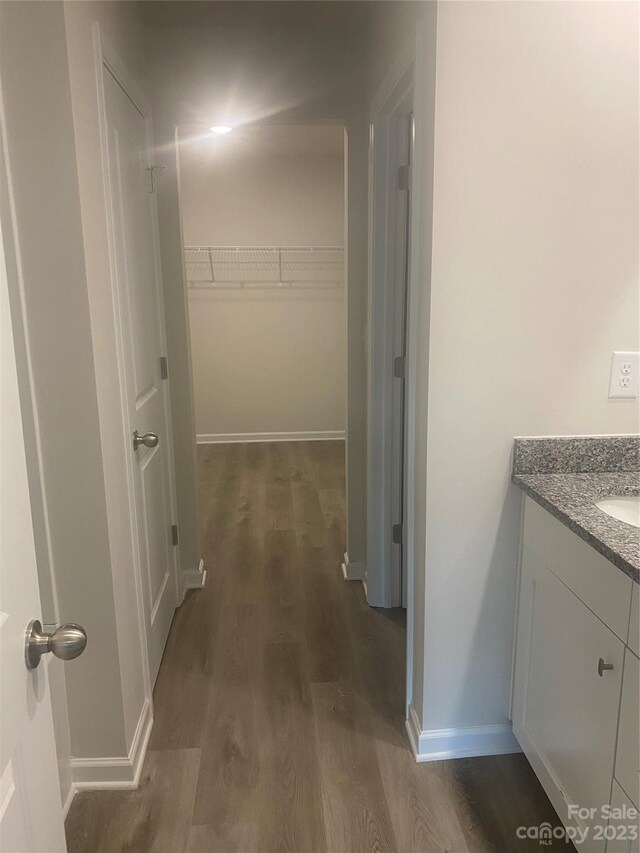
[
  {"left": 406, "top": 704, "right": 521, "bottom": 763},
  {"left": 197, "top": 430, "right": 345, "bottom": 444},
  {"left": 341, "top": 551, "right": 366, "bottom": 582},
  {"left": 71, "top": 698, "right": 153, "bottom": 790},
  {"left": 181, "top": 558, "right": 207, "bottom": 601}
]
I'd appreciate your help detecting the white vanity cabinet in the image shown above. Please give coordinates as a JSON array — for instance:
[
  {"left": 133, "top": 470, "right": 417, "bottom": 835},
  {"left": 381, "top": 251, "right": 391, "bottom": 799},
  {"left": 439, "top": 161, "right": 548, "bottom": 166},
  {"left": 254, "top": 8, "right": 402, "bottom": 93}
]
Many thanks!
[{"left": 512, "top": 498, "right": 638, "bottom": 853}]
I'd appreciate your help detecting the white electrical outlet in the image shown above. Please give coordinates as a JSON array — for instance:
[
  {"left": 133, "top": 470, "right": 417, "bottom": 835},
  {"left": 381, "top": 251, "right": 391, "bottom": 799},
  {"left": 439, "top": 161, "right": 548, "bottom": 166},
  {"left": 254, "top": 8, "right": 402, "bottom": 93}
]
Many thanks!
[{"left": 608, "top": 351, "right": 639, "bottom": 399}]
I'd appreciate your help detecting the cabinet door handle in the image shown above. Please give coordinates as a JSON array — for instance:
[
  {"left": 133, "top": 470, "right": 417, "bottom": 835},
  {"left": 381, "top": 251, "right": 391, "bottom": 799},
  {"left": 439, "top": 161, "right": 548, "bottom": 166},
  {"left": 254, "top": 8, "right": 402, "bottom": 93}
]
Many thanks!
[{"left": 597, "top": 657, "right": 614, "bottom": 677}]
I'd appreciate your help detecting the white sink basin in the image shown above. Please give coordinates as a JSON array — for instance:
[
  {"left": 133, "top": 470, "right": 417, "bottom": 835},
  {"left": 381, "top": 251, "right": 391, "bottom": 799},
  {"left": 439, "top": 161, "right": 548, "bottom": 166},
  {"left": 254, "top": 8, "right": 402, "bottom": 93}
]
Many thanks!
[{"left": 595, "top": 495, "right": 640, "bottom": 528}]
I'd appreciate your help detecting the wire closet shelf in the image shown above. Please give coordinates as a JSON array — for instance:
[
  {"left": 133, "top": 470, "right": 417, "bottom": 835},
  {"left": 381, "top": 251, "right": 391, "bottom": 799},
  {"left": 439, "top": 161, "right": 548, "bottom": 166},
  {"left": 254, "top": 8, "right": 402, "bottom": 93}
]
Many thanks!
[{"left": 185, "top": 246, "right": 344, "bottom": 290}]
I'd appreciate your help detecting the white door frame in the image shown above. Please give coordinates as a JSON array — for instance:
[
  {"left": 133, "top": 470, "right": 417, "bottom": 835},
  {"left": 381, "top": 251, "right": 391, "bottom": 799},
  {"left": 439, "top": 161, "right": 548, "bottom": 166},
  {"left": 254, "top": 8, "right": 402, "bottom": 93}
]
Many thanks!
[
  {"left": 366, "top": 29, "right": 435, "bottom": 721},
  {"left": 366, "top": 44, "right": 415, "bottom": 610},
  {"left": 93, "top": 25, "right": 181, "bottom": 692}
]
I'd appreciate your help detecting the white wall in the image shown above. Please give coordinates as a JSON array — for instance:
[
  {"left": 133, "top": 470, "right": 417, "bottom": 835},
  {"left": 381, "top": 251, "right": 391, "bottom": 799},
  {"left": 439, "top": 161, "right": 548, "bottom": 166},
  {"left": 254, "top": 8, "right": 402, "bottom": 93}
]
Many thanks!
[
  {"left": 180, "top": 127, "right": 345, "bottom": 246},
  {"left": 189, "top": 288, "right": 346, "bottom": 439},
  {"left": 180, "top": 127, "right": 346, "bottom": 439},
  {"left": 415, "top": 0, "right": 639, "bottom": 742},
  {"left": 367, "top": 1, "right": 423, "bottom": 99}
]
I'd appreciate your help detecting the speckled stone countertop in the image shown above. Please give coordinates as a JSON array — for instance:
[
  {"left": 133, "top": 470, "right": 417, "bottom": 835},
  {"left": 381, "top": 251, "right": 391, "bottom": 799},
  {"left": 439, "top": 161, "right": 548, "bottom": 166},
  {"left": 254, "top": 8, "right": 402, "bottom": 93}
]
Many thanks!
[{"left": 512, "top": 436, "right": 639, "bottom": 584}]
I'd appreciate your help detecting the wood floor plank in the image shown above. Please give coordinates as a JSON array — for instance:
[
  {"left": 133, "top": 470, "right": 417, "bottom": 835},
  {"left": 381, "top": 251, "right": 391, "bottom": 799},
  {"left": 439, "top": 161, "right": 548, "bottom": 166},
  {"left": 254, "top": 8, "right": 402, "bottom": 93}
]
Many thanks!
[
  {"left": 197, "top": 443, "right": 246, "bottom": 496},
  {"left": 374, "top": 720, "right": 472, "bottom": 853},
  {"left": 263, "top": 530, "right": 299, "bottom": 608},
  {"left": 66, "top": 440, "right": 571, "bottom": 853},
  {"left": 65, "top": 749, "right": 200, "bottom": 853},
  {"left": 318, "top": 487, "right": 345, "bottom": 530},
  {"left": 449, "top": 754, "right": 569, "bottom": 852},
  {"left": 311, "top": 680, "right": 398, "bottom": 853},
  {"left": 198, "top": 477, "right": 244, "bottom": 556},
  {"left": 191, "top": 604, "right": 261, "bottom": 827},
  {"left": 235, "top": 477, "right": 267, "bottom": 532},
  {"left": 149, "top": 588, "right": 218, "bottom": 750},
  {"left": 291, "top": 480, "right": 325, "bottom": 531},
  {"left": 201, "top": 474, "right": 264, "bottom": 538},
  {"left": 262, "top": 529, "right": 302, "bottom": 644},
  {"left": 346, "top": 597, "right": 471, "bottom": 852},
  {"left": 497, "top": 751, "right": 569, "bottom": 833},
  {"left": 219, "top": 523, "right": 264, "bottom": 608},
  {"left": 300, "top": 536, "right": 352, "bottom": 683},
  {"left": 244, "top": 441, "right": 267, "bottom": 479},
  {"left": 283, "top": 440, "right": 314, "bottom": 483},
  {"left": 257, "top": 641, "right": 327, "bottom": 853},
  {"left": 265, "top": 441, "right": 290, "bottom": 483},
  {"left": 265, "top": 481, "right": 294, "bottom": 530},
  {"left": 187, "top": 821, "right": 258, "bottom": 853},
  {"left": 306, "top": 440, "right": 345, "bottom": 489}
]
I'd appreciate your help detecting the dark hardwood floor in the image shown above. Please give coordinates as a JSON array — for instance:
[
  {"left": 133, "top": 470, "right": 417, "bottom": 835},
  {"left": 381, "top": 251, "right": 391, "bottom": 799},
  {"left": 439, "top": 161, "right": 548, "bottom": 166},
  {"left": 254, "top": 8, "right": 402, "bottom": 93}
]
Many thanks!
[{"left": 66, "top": 440, "right": 568, "bottom": 852}]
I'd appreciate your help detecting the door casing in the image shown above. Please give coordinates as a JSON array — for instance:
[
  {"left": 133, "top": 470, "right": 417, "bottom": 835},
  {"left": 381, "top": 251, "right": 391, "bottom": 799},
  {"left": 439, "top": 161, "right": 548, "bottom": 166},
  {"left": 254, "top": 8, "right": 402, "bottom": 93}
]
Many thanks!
[
  {"left": 93, "top": 26, "right": 181, "bottom": 696},
  {"left": 366, "top": 50, "right": 415, "bottom": 611},
  {"left": 366, "top": 26, "right": 437, "bottom": 722}
]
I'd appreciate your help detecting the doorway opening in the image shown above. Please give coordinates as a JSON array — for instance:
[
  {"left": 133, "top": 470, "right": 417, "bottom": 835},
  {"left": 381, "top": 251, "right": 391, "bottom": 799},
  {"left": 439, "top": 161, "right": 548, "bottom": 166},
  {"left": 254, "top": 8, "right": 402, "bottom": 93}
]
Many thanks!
[{"left": 178, "top": 123, "right": 347, "bottom": 558}]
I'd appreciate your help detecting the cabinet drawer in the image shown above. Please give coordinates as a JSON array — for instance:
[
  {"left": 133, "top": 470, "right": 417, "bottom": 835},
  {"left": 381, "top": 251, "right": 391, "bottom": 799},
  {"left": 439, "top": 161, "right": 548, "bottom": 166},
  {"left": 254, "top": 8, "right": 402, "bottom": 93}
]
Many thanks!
[
  {"left": 524, "top": 498, "right": 633, "bottom": 640},
  {"left": 614, "top": 650, "right": 639, "bottom": 809}
]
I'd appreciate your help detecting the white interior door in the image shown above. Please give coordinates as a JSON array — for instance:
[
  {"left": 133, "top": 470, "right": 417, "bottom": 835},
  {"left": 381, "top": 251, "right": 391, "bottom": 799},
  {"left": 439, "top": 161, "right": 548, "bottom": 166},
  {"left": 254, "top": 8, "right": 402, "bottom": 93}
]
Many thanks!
[
  {"left": 103, "top": 66, "right": 177, "bottom": 685},
  {"left": 0, "top": 211, "right": 66, "bottom": 852},
  {"left": 391, "top": 113, "right": 413, "bottom": 609}
]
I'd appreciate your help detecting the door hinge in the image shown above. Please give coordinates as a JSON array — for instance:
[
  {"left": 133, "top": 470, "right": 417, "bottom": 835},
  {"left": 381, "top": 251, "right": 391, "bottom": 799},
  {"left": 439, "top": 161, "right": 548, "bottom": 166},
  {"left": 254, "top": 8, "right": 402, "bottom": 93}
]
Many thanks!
[
  {"left": 393, "top": 355, "right": 406, "bottom": 379},
  {"left": 171, "top": 524, "right": 179, "bottom": 546},
  {"left": 397, "top": 164, "right": 410, "bottom": 191},
  {"left": 160, "top": 356, "right": 169, "bottom": 380},
  {"left": 392, "top": 523, "right": 403, "bottom": 545},
  {"left": 146, "top": 164, "right": 167, "bottom": 194}
]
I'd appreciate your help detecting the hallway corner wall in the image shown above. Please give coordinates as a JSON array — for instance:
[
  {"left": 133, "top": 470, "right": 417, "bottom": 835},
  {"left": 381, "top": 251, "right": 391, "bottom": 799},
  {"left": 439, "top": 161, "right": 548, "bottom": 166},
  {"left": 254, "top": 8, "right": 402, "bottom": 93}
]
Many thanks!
[{"left": 419, "top": 0, "right": 639, "bottom": 752}]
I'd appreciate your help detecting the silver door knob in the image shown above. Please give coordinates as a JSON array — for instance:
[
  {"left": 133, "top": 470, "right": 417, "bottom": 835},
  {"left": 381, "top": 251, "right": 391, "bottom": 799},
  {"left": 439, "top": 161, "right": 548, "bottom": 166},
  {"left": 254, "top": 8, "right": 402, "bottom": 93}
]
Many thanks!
[
  {"left": 133, "top": 429, "right": 159, "bottom": 450},
  {"left": 25, "top": 620, "right": 87, "bottom": 670}
]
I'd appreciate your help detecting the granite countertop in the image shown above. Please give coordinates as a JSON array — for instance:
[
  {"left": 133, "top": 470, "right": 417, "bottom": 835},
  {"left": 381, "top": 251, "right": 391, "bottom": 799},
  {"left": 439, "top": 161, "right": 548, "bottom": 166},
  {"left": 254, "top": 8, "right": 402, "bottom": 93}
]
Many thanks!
[
  {"left": 512, "top": 436, "right": 640, "bottom": 584},
  {"left": 513, "top": 471, "right": 639, "bottom": 583}
]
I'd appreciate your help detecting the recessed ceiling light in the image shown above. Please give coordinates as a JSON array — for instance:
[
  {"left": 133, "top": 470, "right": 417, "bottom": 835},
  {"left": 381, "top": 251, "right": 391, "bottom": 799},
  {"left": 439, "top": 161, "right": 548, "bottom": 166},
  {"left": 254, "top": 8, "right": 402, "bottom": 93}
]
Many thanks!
[{"left": 210, "top": 125, "right": 233, "bottom": 135}]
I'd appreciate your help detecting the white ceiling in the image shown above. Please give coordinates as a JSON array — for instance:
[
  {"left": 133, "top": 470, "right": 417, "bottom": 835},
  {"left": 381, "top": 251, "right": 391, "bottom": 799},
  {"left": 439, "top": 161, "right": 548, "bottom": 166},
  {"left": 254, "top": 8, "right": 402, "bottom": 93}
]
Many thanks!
[
  {"left": 145, "top": 1, "right": 376, "bottom": 128},
  {"left": 181, "top": 124, "right": 345, "bottom": 158},
  {"left": 140, "top": 1, "right": 375, "bottom": 30}
]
